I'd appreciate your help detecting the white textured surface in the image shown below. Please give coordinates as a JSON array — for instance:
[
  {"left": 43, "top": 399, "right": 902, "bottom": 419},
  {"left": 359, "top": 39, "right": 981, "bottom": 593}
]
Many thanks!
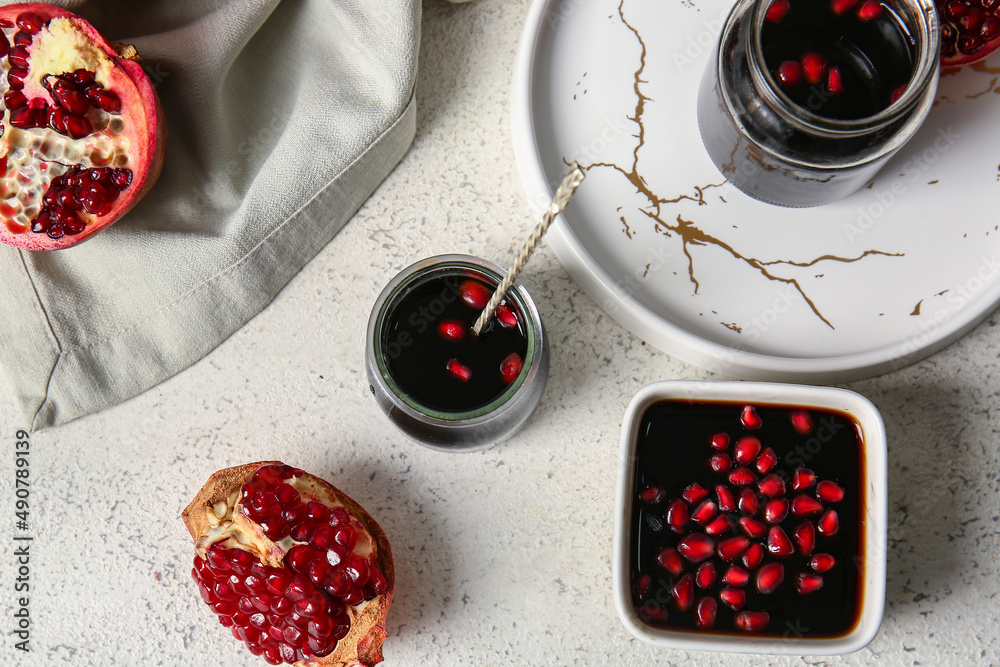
[{"left": 1, "top": 1, "right": 999, "bottom": 665}]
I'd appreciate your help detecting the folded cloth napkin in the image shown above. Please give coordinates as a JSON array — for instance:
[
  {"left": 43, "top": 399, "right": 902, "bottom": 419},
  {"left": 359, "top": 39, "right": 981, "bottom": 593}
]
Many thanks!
[{"left": 0, "top": 0, "right": 423, "bottom": 429}]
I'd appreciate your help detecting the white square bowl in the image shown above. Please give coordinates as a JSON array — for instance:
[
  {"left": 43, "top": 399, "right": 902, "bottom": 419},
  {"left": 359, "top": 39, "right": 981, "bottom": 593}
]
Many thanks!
[{"left": 613, "top": 381, "right": 887, "bottom": 654}]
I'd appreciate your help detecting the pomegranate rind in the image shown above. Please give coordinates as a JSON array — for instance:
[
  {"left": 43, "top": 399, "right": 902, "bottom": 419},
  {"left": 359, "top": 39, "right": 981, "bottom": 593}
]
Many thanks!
[
  {"left": 0, "top": 3, "right": 166, "bottom": 251},
  {"left": 936, "top": 0, "right": 1000, "bottom": 67},
  {"left": 183, "top": 461, "right": 395, "bottom": 667}
]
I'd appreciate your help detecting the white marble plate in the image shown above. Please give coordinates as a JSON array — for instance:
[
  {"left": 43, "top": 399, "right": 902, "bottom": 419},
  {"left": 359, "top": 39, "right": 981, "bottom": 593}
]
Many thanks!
[{"left": 512, "top": 0, "right": 1000, "bottom": 381}]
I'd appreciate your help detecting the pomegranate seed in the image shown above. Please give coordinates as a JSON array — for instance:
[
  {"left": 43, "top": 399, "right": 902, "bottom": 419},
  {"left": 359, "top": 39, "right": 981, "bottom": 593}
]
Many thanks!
[
  {"left": 755, "top": 447, "right": 778, "bottom": 473},
  {"left": 716, "top": 485, "right": 736, "bottom": 512},
  {"left": 671, "top": 573, "right": 695, "bottom": 611},
  {"left": 691, "top": 499, "right": 718, "bottom": 525},
  {"left": 709, "top": 432, "right": 730, "bottom": 450},
  {"left": 499, "top": 352, "right": 523, "bottom": 384},
  {"left": 800, "top": 51, "right": 828, "bottom": 86},
  {"left": 16, "top": 12, "right": 45, "bottom": 34},
  {"left": 722, "top": 565, "right": 750, "bottom": 587},
  {"left": 286, "top": 544, "right": 315, "bottom": 573},
  {"left": 765, "top": 0, "right": 790, "bottom": 22},
  {"left": 305, "top": 501, "right": 330, "bottom": 523},
  {"left": 642, "top": 606, "right": 668, "bottom": 623},
  {"left": 729, "top": 467, "right": 757, "bottom": 487},
  {"left": 437, "top": 319, "right": 466, "bottom": 342},
  {"left": 681, "top": 482, "right": 709, "bottom": 505},
  {"left": 678, "top": 534, "right": 716, "bottom": 563},
  {"left": 717, "top": 536, "right": 750, "bottom": 562},
  {"left": 705, "top": 515, "right": 731, "bottom": 536},
  {"left": 95, "top": 89, "right": 122, "bottom": 113},
  {"left": 792, "top": 468, "right": 816, "bottom": 491},
  {"left": 739, "top": 517, "right": 767, "bottom": 539},
  {"left": 694, "top": 596, "right": 717, "bottom": 628},
  {"left": 696, "top": 562, "right": 717, "bottom": 588},
  {"left": 789, "top": 410, "right": 813, "bottom": 434},
  {"left": 792, "top": 495, "right": 824, "bottom": 516},
  {"left": 756, "top": 562, "right": 784, "bottom": 594},
  {"left": 639, "top": 485, "right": 665, "bottom": 504},
  {"left": 495, "top": 303, "right": 518, "bottom": 328},
  {"left": 459, "top": 279, "right": 491, "bottom": 309},
  {"left": 775, "top": 61, "right": 804, "bottom": 88},
  {"left": 758, "top": 474, "right": 785, "bottom": 498},
  {"left": 795, "top": 573, "right": 824, "bottom": 594},
  {"left": 733, "top": 436, "right": 761, "bottom": 465},
  {"left": 656, "top": 546, "right": 685, "bottom": 574},
  {"left": 767, "top": 526, "right": 794, "bottom": 558},
  {"left": 890, "top": 84, "right": 907, "bottom": 103},
  {"left": 826, "top": 67, "right": 844, "bottom": 95},
  {"left": 817, "top": 510, "right": 839, "bottom": 536},
  {"left": 764, "top": 498, "right": 789, "bottom": 524},
  {"left": 708, "top": 452, "right": 732, "bottom": 473},
  {"left": 816, "top": 480, "right": 845, "bottom": 503},
  {"left": 740, "top": 405, "right": 762, "bottom": 429},
  {"left": 742, "top": 543, "right": 765, "bottom": 570},
  {"left": 735, "top": 610, "right": 770, "bottom": 632},
  {"left": 666, "top": 499, "right": 689, "bottom": 531},
  {"left": 636, "top": 574, "right": 652, "bottom": 597},
  {"left": 857, "top": 0, "right": 884, "bottom": 20},
  {"left": 719, "top": 587, "right": 746, "bottom": 611},
  {"left": 64, "top": 114, "right": 94, "bottom": 140},
  {"left": 738, "top": 488, "right": 759, "bottom": 515},
  {"left": 831, "top": 0, "right": 861, "bottom": 13},
  {"left": 445, "top": 358, "right": 472, "bottom": 382},
  {"left": 809, "top": 553, "right": 836, "bottom": 572}
]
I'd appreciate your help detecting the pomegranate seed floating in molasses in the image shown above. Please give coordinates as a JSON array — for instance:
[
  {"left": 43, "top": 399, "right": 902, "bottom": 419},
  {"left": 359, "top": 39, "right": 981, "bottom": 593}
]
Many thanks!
[{"left": 629, "top": 401, "right": 863, "bottom": 636}]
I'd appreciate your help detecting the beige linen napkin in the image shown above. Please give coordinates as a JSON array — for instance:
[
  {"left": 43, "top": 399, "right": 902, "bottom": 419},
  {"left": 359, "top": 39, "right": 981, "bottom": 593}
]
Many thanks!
[{"left": 0, "top": 0, "right": 423, "bottom": 429}]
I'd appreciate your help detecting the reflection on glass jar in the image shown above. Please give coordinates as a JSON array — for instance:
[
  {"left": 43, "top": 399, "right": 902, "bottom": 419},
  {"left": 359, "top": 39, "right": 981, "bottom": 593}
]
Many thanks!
[{"left": 697, "top": 0, "right": 940, "bottom": 207}]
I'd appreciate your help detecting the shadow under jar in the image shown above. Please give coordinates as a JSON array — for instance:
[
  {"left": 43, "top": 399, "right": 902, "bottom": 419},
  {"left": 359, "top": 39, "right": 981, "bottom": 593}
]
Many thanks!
[
  {"left": 697, "top": 0, "right": 940, "bottom": 207},
  {"left": 366, "top": 254, "right": 549, "bottom": 453}
]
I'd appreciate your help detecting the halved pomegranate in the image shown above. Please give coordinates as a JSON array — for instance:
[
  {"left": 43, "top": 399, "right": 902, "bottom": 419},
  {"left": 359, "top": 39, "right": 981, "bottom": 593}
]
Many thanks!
[
  {"left": 937, "top": 0, "right": 1000, "bottom": 66},
  {"left": 0, "top": 3, "right": 165, "bottom": 250},
  {"left": 183, "top": 462, "right": 394, "bottom": 666}
]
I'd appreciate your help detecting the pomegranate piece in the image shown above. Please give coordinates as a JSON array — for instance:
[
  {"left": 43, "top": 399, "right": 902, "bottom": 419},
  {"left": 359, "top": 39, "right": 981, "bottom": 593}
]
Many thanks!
[
  {"left": 636, "top": 574, "right": 652, "bottom": 597},
  {"left": 937, "top": 0, "right": 1000, "bottom": 65},
  {"left": 766, "top": 0, "right": 790, "bottom": 22},
  {"left": 755, "top": 447, "right": 778, "bottom": 474},
  {"left": 656, "top": 547, "right": 685, "bottom": 575},
  {"left": 437, "top": 319, "right": 467, "bottom": 342},
  {"left": 498, "top": 352, "right": 524, "bottom": 384},
  {"left": 889, "top": 83, "right": 907, "bottom": 104},
  {"left": 764, "top": 497, "right": 789, "bottom": 525},
  {"left": 717, "top": 535, "right": 750, "bottom": 562},
  {"left": 494, "top": 303, "right": 518, "bottom": 328},
  {"left": 666, "top": 499, "right": 689, "bottom": 531},
  {"left": 741, "top": 543, "right": 765, "bottom": 570},
  {"left": 740, "top": 405, "right": 762, "bottom": 430},
  {"left": 800, "top": 51, "right": 828, "bottom": 86},
  {"left": 792, "top": 495, "right": 824, "bottom": 516},
  {"left": 716, "top": 484, "right": 737, "bottom": 513},
  {"left": 766, "top": 526, "right": 794, "bottom": 558},
  {"left": 826, "top": 66, "right": 844, "bottom": 95},
  {"left": 795, "top": 573, "right": 825, "bottom": 594},
  {"left": 681, "top": 482, "right": 709, "bottom": 505},
  {"left": 737, "top": 488, "right": 759, "bottom": 515},
  {"left": 856, "top": 0, "right": 884, "bottom": 20},
  {"left": 459, "top": 279, "right": 490, "bottom": 309},
  {"left": 719, "top": 587, "right": 747, "bottom": 611},
  {"left": 722, "top": 565, "right": 750, "bottom": 587},
  {"left": 694, "top": 596, "right": 717, "bottom": 629},
  {"left": 818, "top": 509, "right": 840, "bottom": 536},
  {"left": 831, "top": 0, "right": 862, "bottom": 13},
  {"left": 793, "top": 521, "right": 817, "bottom": 556},
  {"left": 671, "top": 573, "right": 695, "bottom": 611},
  {"left": 735, "top": 610, "right": 770, "bottom": 633},
  {"left": 757, "top": 473, "right": 785, "bottom": 498},
  {"left": 691, "top": 499, "right": 718, "bottom": 525},
  {"left": 789, "top": 410, "right": 813, "bottom": 435},
  {"left": 775, "top": 61, "right": 804, "bottom": 88},
  {"left": 792, "top": 468, "right": 816, "bottom": 491},
  {"left": 696, "top": 562, "right": 717, "bottom": 589},
  {"left": 678, "top": 534, "right": 716, "bottom": 564},
  {"left": 705, "top": 515, "right": 732, "bottom": 536},
  {"left": 708, "top": 452, "right": 732, "bottom": 473},
  {"left": 809, "top": 553, "right": 836, "bottom": 572},
  {"left": 0, "top": 4, "right": 165, "bottom": 250},
  {"left": 183, "top": 462, "right": 394, "bottom": 667},
  {"left": 733, "top": 436, "right": 761, "bottom": 465},
  {"left": 728, "top": 466, "right": 757, "bottom": 487},
  {"left": 639, "top": 485, "right": 665, "bottom": 504},
  {"left": 739, "top": 516, "right": 767, "bottom": 539},
  {"left": 756, "top": 562, "right": 784, "bottom": 594},
  {"left": 816, "top": 480, "right": 845, "bottom": 503},
  {"left": 709, "top": 432, "right": 730, "bottom": 450},
  {"left": 445, "top": 358, "right": 473, "bottom": 382}
]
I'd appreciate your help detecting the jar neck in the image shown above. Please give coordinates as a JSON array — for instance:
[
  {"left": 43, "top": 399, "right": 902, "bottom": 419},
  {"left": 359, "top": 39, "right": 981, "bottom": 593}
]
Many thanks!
[{"left": 746, "top": 0, "right": 940, "bottom": 138}]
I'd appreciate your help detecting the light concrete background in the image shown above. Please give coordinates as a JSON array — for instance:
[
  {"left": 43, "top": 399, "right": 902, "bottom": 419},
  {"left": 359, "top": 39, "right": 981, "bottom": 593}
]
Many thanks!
[{"left": 1, "top": 1, "right": 997, "bottom": 665}]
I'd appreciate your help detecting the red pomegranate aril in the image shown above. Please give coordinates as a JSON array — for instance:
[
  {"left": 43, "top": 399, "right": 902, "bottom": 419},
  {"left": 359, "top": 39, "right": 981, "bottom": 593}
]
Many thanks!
[
  {"left": 767, "top": 526, "right": 794, "bottom": 558},
  {"left": 286, "top": 545, "right": 314, "bottom": 573},
  {"left": 499, "top": 352, "right": 524, "bottom": 384},
  {"left": 694, "top": 596, "right": 717, "bottom": 628},
  {"left": 800, "top": 51, "right": 828, "bottom": 85},
  {"left": 0, "top": 31, "right": 7, "bottom": 57},
  {"left": 792, "top": 495, "right": 824, "bottom": 516},
  {"left": 738, "top": 488, "right": 759, "bottom": 515},
  {"left": 445, "top": 358, "right": 472, "bottom": 382},
  {"left": 716, "top": 485, "right": 736, "bottom": 513},
  {"left": 14, "top": 32, "right": 31, "bottom": 47},
  {"left": 710, "top": 432, "right": 730, "bottom": 450},
  {"left": 671, "top": 573, "right": 695, "bottom": 611},
  {"left": 7, "top": 66, "right": 27, "bottom": 89},
  {"left": 816, "top": 480, "right": 845, "bottom": 503},
  {"left": 734, "top": 436, "right": 761, "bottom": 465},
  {"left": 742, "top": 543, "right": 764, "bottom": 570},
  {"left": 705, "top": 515, "right": 731, "bottom": 536},
  {"left": 741, "top": 405, "right": 763, "bottom": 429},
  {"left": 709, "top": 452, "right": 732, "bottom": 473},
  {"left": 459, "top": 280, "right": 491, "bottom": 309},
  {"left": 809, "top": 553, "right": 836, "bottom": 572},
  {"left": 729, "top": 467, "right": 757, "bottom": 487},
  {"left": 775, "top": 61, "right": 804, "bottom": 87},
  {"left": 656, "top": 546, "right": 685, "bottom": 574},
  {"left": 757, "top": 562, "right": 785, "bottom": 594},
  {"left": 16, "top": 11, "right": 44, "bottom": 34},
  {"left": 826, "top": 67, "right": 844, "bottom": 95},
  {"left": 739, "top": 517, "right": 767, "bottom": 539},
  {"left": 722, "top": 565, "right": 750, "bottom": 587},
  {"left": 764, "top": 498, "right": 789, "bottom": 524},
  {"left": 717, "top": 536, "right": 750, "bottom": 561},
  {"left": 636, "top": 573, "right": 652, "bottom": 597},
  {"left": 696, "top": 562, "right": 717, "bottom": 588},
  {"left": 666, "top": 498, "right": 689, "bottom": 531},
  {"left": 766, "top": 0, "right": 790, "bottom": 21},
  {"left": 795, "top": 573, "right": 825, "bottom": 594},
  {"left": 719, "top": 587, "right": 746, "bottom": 611},
  {"left": 95, "top": 89, "right": 122, "bottom": 113},
  {"left": 691, "top": 499, "right": 718, "bottom": 525},
  {"left": 64, "top": 114, "right": 94, "bottom": 140},
  {"left": 678, "top": 534, "right": 716, "bottom": 564},
  {"left": 857, "top": 0, "right": 884, "bottom": 19},
  {"left": 681, "top": 482, "right": 709, "bottom": 505},
  {"left": 735, "top": 610, "right": 770, "bottom": 633},
  {"left": 755, "top": 447, "right": 778, "bottom": 474},
  {"left": 792, "top": 468, "right": 816, "bottom": 491},
  {"left": 831, "top": 0, "right": 862, "bottom": 12},
  {"left": 495, "top": 303, "right": 518, "bottom": 328},
  {"left": 890, "top": 84, "right": 907, "bottom": 103},
  {"left": 639, "top": 485, "right": 665, "bottom": 504},
  {"left": 789, "top": 410, "right": 814, "bottom": 434},
  {"left": 438, "top": 319, "right": 466, "bottom": 342},
  {"left": 758, "top": 474, "right": 785, "bottom": 498},
  {"left": 818, "top": 509, "right": 839, "bottom": 536}
]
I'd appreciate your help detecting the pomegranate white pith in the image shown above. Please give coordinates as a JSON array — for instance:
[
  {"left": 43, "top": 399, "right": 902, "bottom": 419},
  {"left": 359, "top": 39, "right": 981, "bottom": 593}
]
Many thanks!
[
  {"left": 183, "top": 462, "right": 394, "bottom": 667},
  {"left": 0, "top": 4, "right": 164, "bottom": 251}
]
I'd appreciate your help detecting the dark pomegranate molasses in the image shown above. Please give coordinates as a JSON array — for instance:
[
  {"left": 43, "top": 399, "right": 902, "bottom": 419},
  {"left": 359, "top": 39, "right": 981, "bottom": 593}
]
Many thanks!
[
  {"left": 629, "top": 400, "right": 864, "bottom": 637},
  {"left": 762, "top": 0, "right": 916, "bottom": 120},
  {"left": 381, "top": 273, "right": 528, "bottom": 413}
]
